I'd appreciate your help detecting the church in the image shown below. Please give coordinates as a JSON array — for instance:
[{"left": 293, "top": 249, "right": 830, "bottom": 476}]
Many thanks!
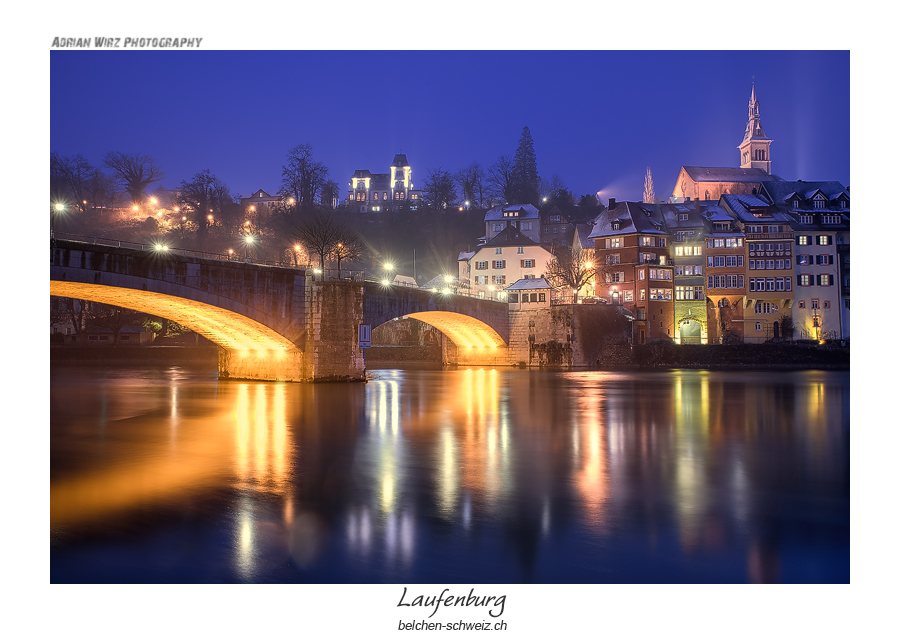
[{"left": 671, "top": 84, "right": 783, "bottom": 202}]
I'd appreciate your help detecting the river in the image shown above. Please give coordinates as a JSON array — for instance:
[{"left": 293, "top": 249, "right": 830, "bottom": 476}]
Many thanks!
[{"left": 50, "top": 363, "right": 849, "bottom": 583}]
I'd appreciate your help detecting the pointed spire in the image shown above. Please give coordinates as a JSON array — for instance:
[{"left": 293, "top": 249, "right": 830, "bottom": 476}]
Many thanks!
[{"left": 743, "top": 81, "right": 767, "bottom": 142}]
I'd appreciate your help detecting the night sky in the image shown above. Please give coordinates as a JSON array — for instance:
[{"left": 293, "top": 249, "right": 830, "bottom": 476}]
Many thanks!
[{"left": 50, "top": 50, "right": 849, "bottom": 204}]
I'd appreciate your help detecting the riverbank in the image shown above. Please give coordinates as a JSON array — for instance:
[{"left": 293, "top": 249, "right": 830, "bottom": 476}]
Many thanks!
[
  {"left": 50, "top": 344, "right": 218, "bottom": 367},
  {"left": 623, "top": 341, "right": 850, "bottom": 370},
  {"left": 51, "top": 342, "right": 849, "bottom": 371}
]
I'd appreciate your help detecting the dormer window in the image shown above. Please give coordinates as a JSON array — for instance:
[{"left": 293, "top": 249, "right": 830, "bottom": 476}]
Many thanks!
[
  {"left": 813, "top": 198, "right": 825, "bottom": 209},
  {"left": 678, "top": 213, "right": 689, "bottom": 221},
  {"left": 611, "top": 221, "right": 621, "bottom": 230},
  {"left": 799, "top": 215, "right": 813, "bottom": 224},
  {"left": 792, "top": 200, "right": 799, "bottom": 209},
  {"left": 840, "top": 199, "right": 847, "bottom": 209}
]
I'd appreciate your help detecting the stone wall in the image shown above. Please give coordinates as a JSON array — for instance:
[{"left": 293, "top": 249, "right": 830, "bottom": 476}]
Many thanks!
[
  {"left": 308, "top": 281, "right": 366, "bottom": 381},
  {"left": 507, "top": 304, "right": 633, "bottom": 368}
]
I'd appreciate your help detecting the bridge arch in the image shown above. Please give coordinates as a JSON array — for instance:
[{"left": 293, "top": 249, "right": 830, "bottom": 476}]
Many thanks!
[
  {"left": 50, "top": 280, "right": 297, "bottom": 357},
  {"left": 399, "top": 311, "right": 506, "bottom": 351}
]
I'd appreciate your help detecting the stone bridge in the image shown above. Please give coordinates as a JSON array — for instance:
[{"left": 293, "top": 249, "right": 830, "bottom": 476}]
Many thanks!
[{"left": 50, "top": 239, "right": 510, "bottom": 382}]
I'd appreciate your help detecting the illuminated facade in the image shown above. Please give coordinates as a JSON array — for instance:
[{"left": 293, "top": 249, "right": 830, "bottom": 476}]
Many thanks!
[
  {"left": 347, "top": 154, "right": 423, "bottom": 213},
  {"left": 588, "top": 199, "right": 674, "bottom": 343},
  {"left": 661, "top": 200, "right": 711, "bottom": 344},
  {"left": 458, "top": 225, "right": 552, "bottom": 300},
  {"left": 702, "top": 202, "right": 751, "bottom": 343},
  {"left": 719, "top": 194, "right": 795, "bottom": 343},
  {"left": 760, "top": 181, "right": 850, "bottom": 341}
]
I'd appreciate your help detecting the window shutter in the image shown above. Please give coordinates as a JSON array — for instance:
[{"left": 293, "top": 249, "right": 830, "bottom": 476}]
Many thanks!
[
  {"left": 796, "top": 274, "right": 801, "bottom": 286},
  {"left": 829, "top": 275, "right": 834, "bottom": 286},
  {"left": 829, "top": 255, "right": 834, "bottom": 265},
  {"left": 796, "top": 236, "right": 801, "bottom": 245},
  {"left": 520, "top": 260, "right": 525, "bottom": 268}
]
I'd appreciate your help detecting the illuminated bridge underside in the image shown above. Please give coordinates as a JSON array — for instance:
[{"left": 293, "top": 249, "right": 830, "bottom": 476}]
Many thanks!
[
  {"left": 50, "top": 281, "right": 296, "bottom": 356},
  {"left": 404, "top": 311, "right": 507, "bottom": 351}
]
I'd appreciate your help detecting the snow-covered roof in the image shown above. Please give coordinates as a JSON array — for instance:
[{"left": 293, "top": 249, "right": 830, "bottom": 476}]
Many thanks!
[
  {"left": 483, "top": 203, "right": 540, "bottom": 221},
  {"left": 506, "top": 278, "right": 554, "bottom": 291}
]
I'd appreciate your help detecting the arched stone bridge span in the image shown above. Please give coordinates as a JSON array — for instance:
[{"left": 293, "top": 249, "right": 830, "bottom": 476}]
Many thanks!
[
  {"left": 363, "top": 285, "right": 509, "bottom": 350},
  {"left": 50, "top": 239, "right": 510, "bottom": 381}
]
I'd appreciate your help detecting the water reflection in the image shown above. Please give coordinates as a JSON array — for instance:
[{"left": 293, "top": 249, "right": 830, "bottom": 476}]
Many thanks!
[{"left": 50, "top": 366, "right": 849, "bottom": 583}]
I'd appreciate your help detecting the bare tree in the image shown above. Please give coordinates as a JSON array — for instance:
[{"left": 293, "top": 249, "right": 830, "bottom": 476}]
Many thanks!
[
  {"left": 487, "top": 155, "right": 515, "bottom": 205},
  {"left": 643, "top": 167, "right": 656, "bottom": 204},
  {"left": 281, "top": 144, "right": 329, "bottom": 216},
  {"left": 51, "top": 153, "right": 97, "bottom": 213},
  {"left": 103, "top": 152, "right": 164, "bottom": 206},
  {"left": 454, "top": 162, "right": 486, "bottom": 208},
  {"left": 539, "top": 174, "right": 567, "bottom": 205},
  {"left": 293, "top": 212, "right": 342, "bottom": 271},
  {"left": 52, "top": 297, "right": 88, "bottom": 334},
  {"left": 544, "top": 245, "right": 601, "bottom": 303},
  {"left": 331, "top": 227, "right": 365, "bottom": 278},
  {"left": 178, "top": 170, "right": 230, "bottom": 245},
  {"left": 423, "top": 168, "right": 456, "bottom": 211},
  {"left": 88, "top": 169, "right": 120, "bottom": 213}
]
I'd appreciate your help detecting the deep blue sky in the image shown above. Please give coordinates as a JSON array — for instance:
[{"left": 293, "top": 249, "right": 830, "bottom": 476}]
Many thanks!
[{"left": 51, "top": 50, "right": 849, "bottom": 204}]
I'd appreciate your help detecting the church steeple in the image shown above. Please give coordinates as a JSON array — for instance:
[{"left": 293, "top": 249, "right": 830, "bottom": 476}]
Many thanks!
[{"left": 738, "top": 82, "right": 773, "bottom": 174}]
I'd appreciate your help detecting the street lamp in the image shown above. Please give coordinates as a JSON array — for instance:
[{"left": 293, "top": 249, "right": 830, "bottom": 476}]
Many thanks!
[
  {"left": 51, "top": 203, "right": 65, "bottom": 243},
  {"left": 244, "top": 234, "right": 254, "bottom": 261}
]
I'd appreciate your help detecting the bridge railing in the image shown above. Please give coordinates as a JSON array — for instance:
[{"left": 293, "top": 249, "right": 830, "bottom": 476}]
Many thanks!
[{"left": 52, "top": 232, "right": 374, "bottom": 280}]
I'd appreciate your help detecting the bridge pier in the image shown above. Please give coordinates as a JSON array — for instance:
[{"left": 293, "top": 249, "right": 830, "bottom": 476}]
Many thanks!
[{"left": 219, "top": 349, "right": 309, "bottom": 382}]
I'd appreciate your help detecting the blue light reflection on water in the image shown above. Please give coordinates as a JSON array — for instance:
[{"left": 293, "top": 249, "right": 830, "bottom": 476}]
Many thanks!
[{"left": 50, "top": 366, "right": 849, "bottom": 583}]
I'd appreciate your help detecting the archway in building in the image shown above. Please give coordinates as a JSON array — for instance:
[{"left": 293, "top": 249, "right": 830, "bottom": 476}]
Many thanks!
[{"left": 678, "top": 319, "right": 703, "bottom": 345}]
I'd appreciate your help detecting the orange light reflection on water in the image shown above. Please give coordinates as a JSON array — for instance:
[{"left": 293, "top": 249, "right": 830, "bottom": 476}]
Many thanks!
[{"left": 51, "top": 381, "right": 293, "bottom": 527}]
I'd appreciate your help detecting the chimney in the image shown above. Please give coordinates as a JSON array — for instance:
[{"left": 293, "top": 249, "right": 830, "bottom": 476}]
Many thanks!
[
  {"left": 608, "top": 198, "right": 616, "bottom": 209},
  {"left": 694, "top": 198, "right": 701, "bottom": 212}
]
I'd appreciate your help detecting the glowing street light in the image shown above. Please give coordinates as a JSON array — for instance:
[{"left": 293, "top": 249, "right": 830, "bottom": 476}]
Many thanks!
[
  {"left": 51, "top": 202, "right": 65, "bottom": 242},
  {"left": 244, "top": 234, "right": 255, "bottom": 260}
]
